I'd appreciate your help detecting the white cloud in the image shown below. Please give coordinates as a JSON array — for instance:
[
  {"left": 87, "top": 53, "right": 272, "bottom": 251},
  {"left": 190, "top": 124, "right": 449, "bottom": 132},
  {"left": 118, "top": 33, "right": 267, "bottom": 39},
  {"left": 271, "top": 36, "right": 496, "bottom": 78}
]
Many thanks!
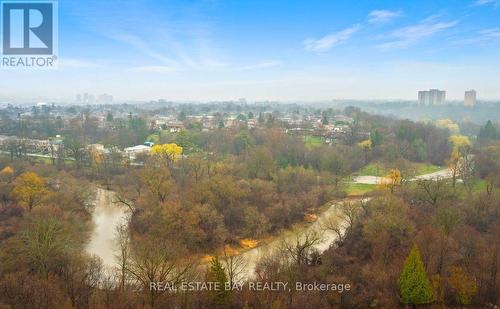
[
  {"left": 473, "top": 0, "right": 500, "bottom": 6},
  {"left": 304, "top": 24, "right": 362, "bottom": 52},
  {"left": 368, "top": 10, "right": 402, "bottom": 24},
  {"left": 236, "top": 61, "right": 281, "bottom": 71},
  {"left": 129, "top": 66, "right": 178, "bottom": 73},
  {"left": 454, "top": 28, "right": 500, "bottom": 44},
  {"left": 377, "top": 17, "right": 458, "bottom": 50},
  {"left": 479, "top": 27, "right": 500, "bottom": 38}
]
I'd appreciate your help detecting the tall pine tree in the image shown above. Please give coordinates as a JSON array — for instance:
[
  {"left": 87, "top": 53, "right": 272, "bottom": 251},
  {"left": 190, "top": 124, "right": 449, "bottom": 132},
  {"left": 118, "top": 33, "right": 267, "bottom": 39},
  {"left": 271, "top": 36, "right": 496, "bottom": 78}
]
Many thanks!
[
  {"left": 398, "top": 244, "right": 434, "bottom": 308},
  {"left": 207, "top": 256, "right": 231, "bottom": 307}
]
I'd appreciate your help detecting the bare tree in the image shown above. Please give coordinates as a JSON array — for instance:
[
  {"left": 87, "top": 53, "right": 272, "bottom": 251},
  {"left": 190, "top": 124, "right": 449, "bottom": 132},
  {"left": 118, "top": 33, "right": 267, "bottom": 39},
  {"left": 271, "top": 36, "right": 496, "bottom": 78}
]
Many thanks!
[
  {"left": 321, "top": 201, "right": 362, "bottom": 246},
  {"left": 416, "top": 179, "right": 450, "bottom": 207},
  {"left": 321, "top": 212, "right": 346, "bottom": 246},
  {"left": 222, "top": 246, "right": 247, "bottom": 285},
  {"left": 126, "top": 241, "right": 194, "bottom": 307},
  {"left": 340, "top": 201, "right": 361, "bottom": 231},
  {"left": 61, "top": 255, "right": 103, "bottom": 309},
  {"left": 459, "top": 149, "right": 475, "bottom": 192},
  {"left": 112, "top": 173, "right": 144, "bottom": 214},
  {"left": 114, "top": 222, "right": 130, "bottom": 291},
  {"left": 281, "top": 230, "right": 321, "bottom": 265}
]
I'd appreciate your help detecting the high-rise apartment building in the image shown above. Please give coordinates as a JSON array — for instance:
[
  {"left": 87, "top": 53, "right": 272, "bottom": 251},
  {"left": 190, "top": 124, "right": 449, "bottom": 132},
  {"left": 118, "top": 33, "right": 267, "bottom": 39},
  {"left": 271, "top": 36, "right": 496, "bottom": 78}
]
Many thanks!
[
  {"left": 418, "top": 89, "right": 446, "bottom": 105},
  {"left": 464, "top": 90, "right": 477, "bottom": 107}
]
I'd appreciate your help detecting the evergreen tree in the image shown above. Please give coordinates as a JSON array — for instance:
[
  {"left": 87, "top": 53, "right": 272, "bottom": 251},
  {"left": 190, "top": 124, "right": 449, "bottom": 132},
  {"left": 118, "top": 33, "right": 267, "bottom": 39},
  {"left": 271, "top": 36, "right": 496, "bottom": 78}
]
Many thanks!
[
  {"left": 398, "top": 244, "right": 434, "bottom": 308},
  {"left": 479, "top": 120, "right": 497, "bottom": 140},
  {"left": 370, "top": 130, "right": 383, "bottom": 147},
  {"left": 207, "top": 256, "right": 231, "bottom": 307}
]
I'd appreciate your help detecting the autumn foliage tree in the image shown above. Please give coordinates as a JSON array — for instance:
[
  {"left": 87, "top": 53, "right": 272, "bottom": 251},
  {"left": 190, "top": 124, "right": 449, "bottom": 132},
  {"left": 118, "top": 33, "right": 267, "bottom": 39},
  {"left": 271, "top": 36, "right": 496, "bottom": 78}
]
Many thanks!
[
  {"left": 447, "top": 135, "right": 471, "bottom": 191},
  {"left": 11, "top": 172, "right": 49, "bottom": 212},
  {"left": 379, "top": 169, "right": 401, "bottom": 194},
  {"left": 447, "top": 266, "right": 477, "bottom": 308},
  {"left": 150, "top": 143, "right": 183, "bottom": 164}
]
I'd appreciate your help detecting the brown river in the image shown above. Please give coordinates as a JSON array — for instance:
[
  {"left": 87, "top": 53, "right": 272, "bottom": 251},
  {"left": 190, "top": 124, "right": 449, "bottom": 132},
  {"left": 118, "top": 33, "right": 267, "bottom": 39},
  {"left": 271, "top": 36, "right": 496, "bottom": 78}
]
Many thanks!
[
  {"left": 85, "top": 188, "right": 352, "bottom": 278},
  {"left": 86, "top": 168, "right": 451, "bottom": 277}
]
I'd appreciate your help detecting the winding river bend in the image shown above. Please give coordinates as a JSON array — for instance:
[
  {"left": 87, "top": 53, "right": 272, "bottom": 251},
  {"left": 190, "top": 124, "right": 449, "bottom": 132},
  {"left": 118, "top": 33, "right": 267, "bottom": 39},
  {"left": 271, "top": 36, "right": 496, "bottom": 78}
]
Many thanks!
[
  {"left": 85, "top": 169, "right": 450, "bottom": 276},
  {"left": 85, "top": 188, "right": 348, "bottom": 276}
]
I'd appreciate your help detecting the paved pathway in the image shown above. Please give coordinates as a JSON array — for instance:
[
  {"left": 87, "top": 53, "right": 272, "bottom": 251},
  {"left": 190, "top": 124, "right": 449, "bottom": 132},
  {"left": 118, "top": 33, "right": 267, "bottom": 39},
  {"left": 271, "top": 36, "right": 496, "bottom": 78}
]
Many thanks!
[{"left": 352, "top": 169, "right": 452, "bottom": 185}]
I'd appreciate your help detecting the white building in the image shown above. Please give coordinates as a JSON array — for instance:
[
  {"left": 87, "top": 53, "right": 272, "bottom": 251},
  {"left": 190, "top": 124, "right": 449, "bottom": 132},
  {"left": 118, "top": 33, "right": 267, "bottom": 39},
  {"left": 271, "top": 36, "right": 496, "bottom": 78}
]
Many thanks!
[
  {"left": 124, "top": 145, "right": 151, "bottom": 160},
  {"left": 418, "top": 91, "right": 430, "bottom": 106},
  {"left": 418, "top": 89, "right": 446, "bottom": 105},
  {"left": 464, "top": 90, "right": 477, "bottom": 107}
]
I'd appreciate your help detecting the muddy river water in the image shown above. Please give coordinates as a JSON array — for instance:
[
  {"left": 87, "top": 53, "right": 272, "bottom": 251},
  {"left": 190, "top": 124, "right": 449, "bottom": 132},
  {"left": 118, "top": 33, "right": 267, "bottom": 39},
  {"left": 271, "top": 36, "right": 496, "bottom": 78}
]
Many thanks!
[{"left": 86, "top": 188, "right": 350, "bottom": 277}]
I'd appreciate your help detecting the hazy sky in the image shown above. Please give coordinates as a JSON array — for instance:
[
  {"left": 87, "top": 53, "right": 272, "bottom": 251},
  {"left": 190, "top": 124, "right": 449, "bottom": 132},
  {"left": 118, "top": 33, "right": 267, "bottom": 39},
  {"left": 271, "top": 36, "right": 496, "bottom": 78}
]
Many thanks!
[{"left": 1, "top": 0, "right": 500, "bottom": 102}]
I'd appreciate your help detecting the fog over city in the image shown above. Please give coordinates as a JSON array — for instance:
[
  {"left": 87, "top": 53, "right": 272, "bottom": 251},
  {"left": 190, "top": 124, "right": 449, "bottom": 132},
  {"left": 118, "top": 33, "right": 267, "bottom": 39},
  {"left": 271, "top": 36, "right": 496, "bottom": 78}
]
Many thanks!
[{"left": 1, "top": 0, "right": 500, "bottom": 102}]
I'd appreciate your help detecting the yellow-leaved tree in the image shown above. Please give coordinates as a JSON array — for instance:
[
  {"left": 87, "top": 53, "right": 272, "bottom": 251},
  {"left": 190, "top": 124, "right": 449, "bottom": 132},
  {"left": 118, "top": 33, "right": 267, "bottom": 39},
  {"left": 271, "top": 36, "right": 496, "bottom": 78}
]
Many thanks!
[
  {"left": 357, "top": 139, "right": 372, "bottom": 150},
  {"left": 12, "top": 172, "right": 49, "bottom": 212},
  {"left": 447, "top": 135, "right": 471, "bottom": 190},
  {"left": 357, "top": 139, "right": 372, "bottom": 163},
  {"left": 150, "top": 143, "right": 183, "bottom": 163},
  {"left": 90, "top": 148, "right": 104, "bottom": 167},
  {"left": 0, "top": 166, "right": 14, "bottom": 182},
  {"left": 379, "top": 169, "right": 401, "bottom": 193},
  {"left": 447, "top": 266, "right": 477, "bottom": 307},
  {"left": 436, "top": 119, "right": 460, "bottom": 135}
]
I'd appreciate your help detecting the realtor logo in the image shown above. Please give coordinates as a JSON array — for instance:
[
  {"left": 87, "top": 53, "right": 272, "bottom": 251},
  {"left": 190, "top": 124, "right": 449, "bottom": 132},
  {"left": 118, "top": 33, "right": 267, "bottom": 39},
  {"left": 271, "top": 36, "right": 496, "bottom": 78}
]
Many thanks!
[{"left": 1, "top": 0, "right": 58, "bottom": 68}]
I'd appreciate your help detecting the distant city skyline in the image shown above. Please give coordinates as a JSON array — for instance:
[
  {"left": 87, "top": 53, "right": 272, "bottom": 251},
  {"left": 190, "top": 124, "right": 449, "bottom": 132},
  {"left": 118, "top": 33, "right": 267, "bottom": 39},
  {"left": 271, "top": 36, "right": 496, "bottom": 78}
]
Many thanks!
[{"left": 1, "top": 0, "right": 500, "bottom": 102}]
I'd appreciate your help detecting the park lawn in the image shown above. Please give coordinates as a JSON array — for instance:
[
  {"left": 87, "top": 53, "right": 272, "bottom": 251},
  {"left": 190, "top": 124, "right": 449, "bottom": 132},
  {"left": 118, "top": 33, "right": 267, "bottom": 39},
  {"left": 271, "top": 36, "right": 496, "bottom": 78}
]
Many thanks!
[
  {"left": 345, "top": 183, "right": 377, "bottom": 196},
  {"left": 356, "top": 163, "right": 386, "bottom": 176},
  {"left": 414, "top": 163, "right": 443, "bottom": 175},
  {"left": 451, "top": 180, "right": 489, "bottom": 197},
  {"left": 146, "top": 133, "right": 160, "bottom": 143},
  {"left": 304, "top": 135, "right": 324, "bottom": 149},
  {"left": 470, "top": 179, "right": 488, "bottom": 193}
]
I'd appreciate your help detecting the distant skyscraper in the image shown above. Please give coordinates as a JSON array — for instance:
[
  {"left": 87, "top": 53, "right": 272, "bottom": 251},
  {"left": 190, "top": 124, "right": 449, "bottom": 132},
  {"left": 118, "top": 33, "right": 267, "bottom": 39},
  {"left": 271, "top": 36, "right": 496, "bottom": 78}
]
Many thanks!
[
  {"left": 98, "top": 94, "right": 114, "bottom": 104},
  {"left": 418, "top": 91, "right": 430, "bottom": 106},
  {"left": 464, "top": 90, "right": 477, "bottom": 107},
  {"left": 76, "top": 94, "right": 82, "bottom": 103},
  {"left": 418, "top": 89, "right": 446, "bottom": 105}
]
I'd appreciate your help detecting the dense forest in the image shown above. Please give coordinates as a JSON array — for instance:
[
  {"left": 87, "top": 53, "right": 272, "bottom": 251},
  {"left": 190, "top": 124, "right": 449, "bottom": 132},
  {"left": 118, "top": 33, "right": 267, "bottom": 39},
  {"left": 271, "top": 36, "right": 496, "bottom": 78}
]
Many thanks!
[{"left": 0, "top": 105, "right": 498, "bottom": 308}]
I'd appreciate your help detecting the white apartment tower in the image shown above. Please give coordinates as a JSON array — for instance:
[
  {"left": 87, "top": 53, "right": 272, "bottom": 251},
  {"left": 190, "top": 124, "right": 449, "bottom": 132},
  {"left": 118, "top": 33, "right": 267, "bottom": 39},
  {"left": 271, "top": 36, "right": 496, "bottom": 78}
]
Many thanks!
[
  {"left": 418, "top": 91, "right": 430, "bottom": 106},
  {"left": 464, "top": 90, "right": 477, "bottom": 107},
  {"left": 418, "top": 89, "right": 446, "bottom": 105}
]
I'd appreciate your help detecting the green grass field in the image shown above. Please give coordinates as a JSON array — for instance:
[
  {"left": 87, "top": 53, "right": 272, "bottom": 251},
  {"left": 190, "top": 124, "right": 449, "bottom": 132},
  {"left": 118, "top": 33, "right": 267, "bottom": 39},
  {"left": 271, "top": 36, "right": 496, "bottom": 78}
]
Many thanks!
[
  {"left": 356, "top": 163, "right": 385, "bottom": 176},
  {"left": 345, "top": 183, "right": 377, "bottom": 196},
  {"left": 415, "top": 163, "right": 443, "bottom": 175},
  {"left": 303, "top": 136, "right": 324, "bottom": 149}
]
